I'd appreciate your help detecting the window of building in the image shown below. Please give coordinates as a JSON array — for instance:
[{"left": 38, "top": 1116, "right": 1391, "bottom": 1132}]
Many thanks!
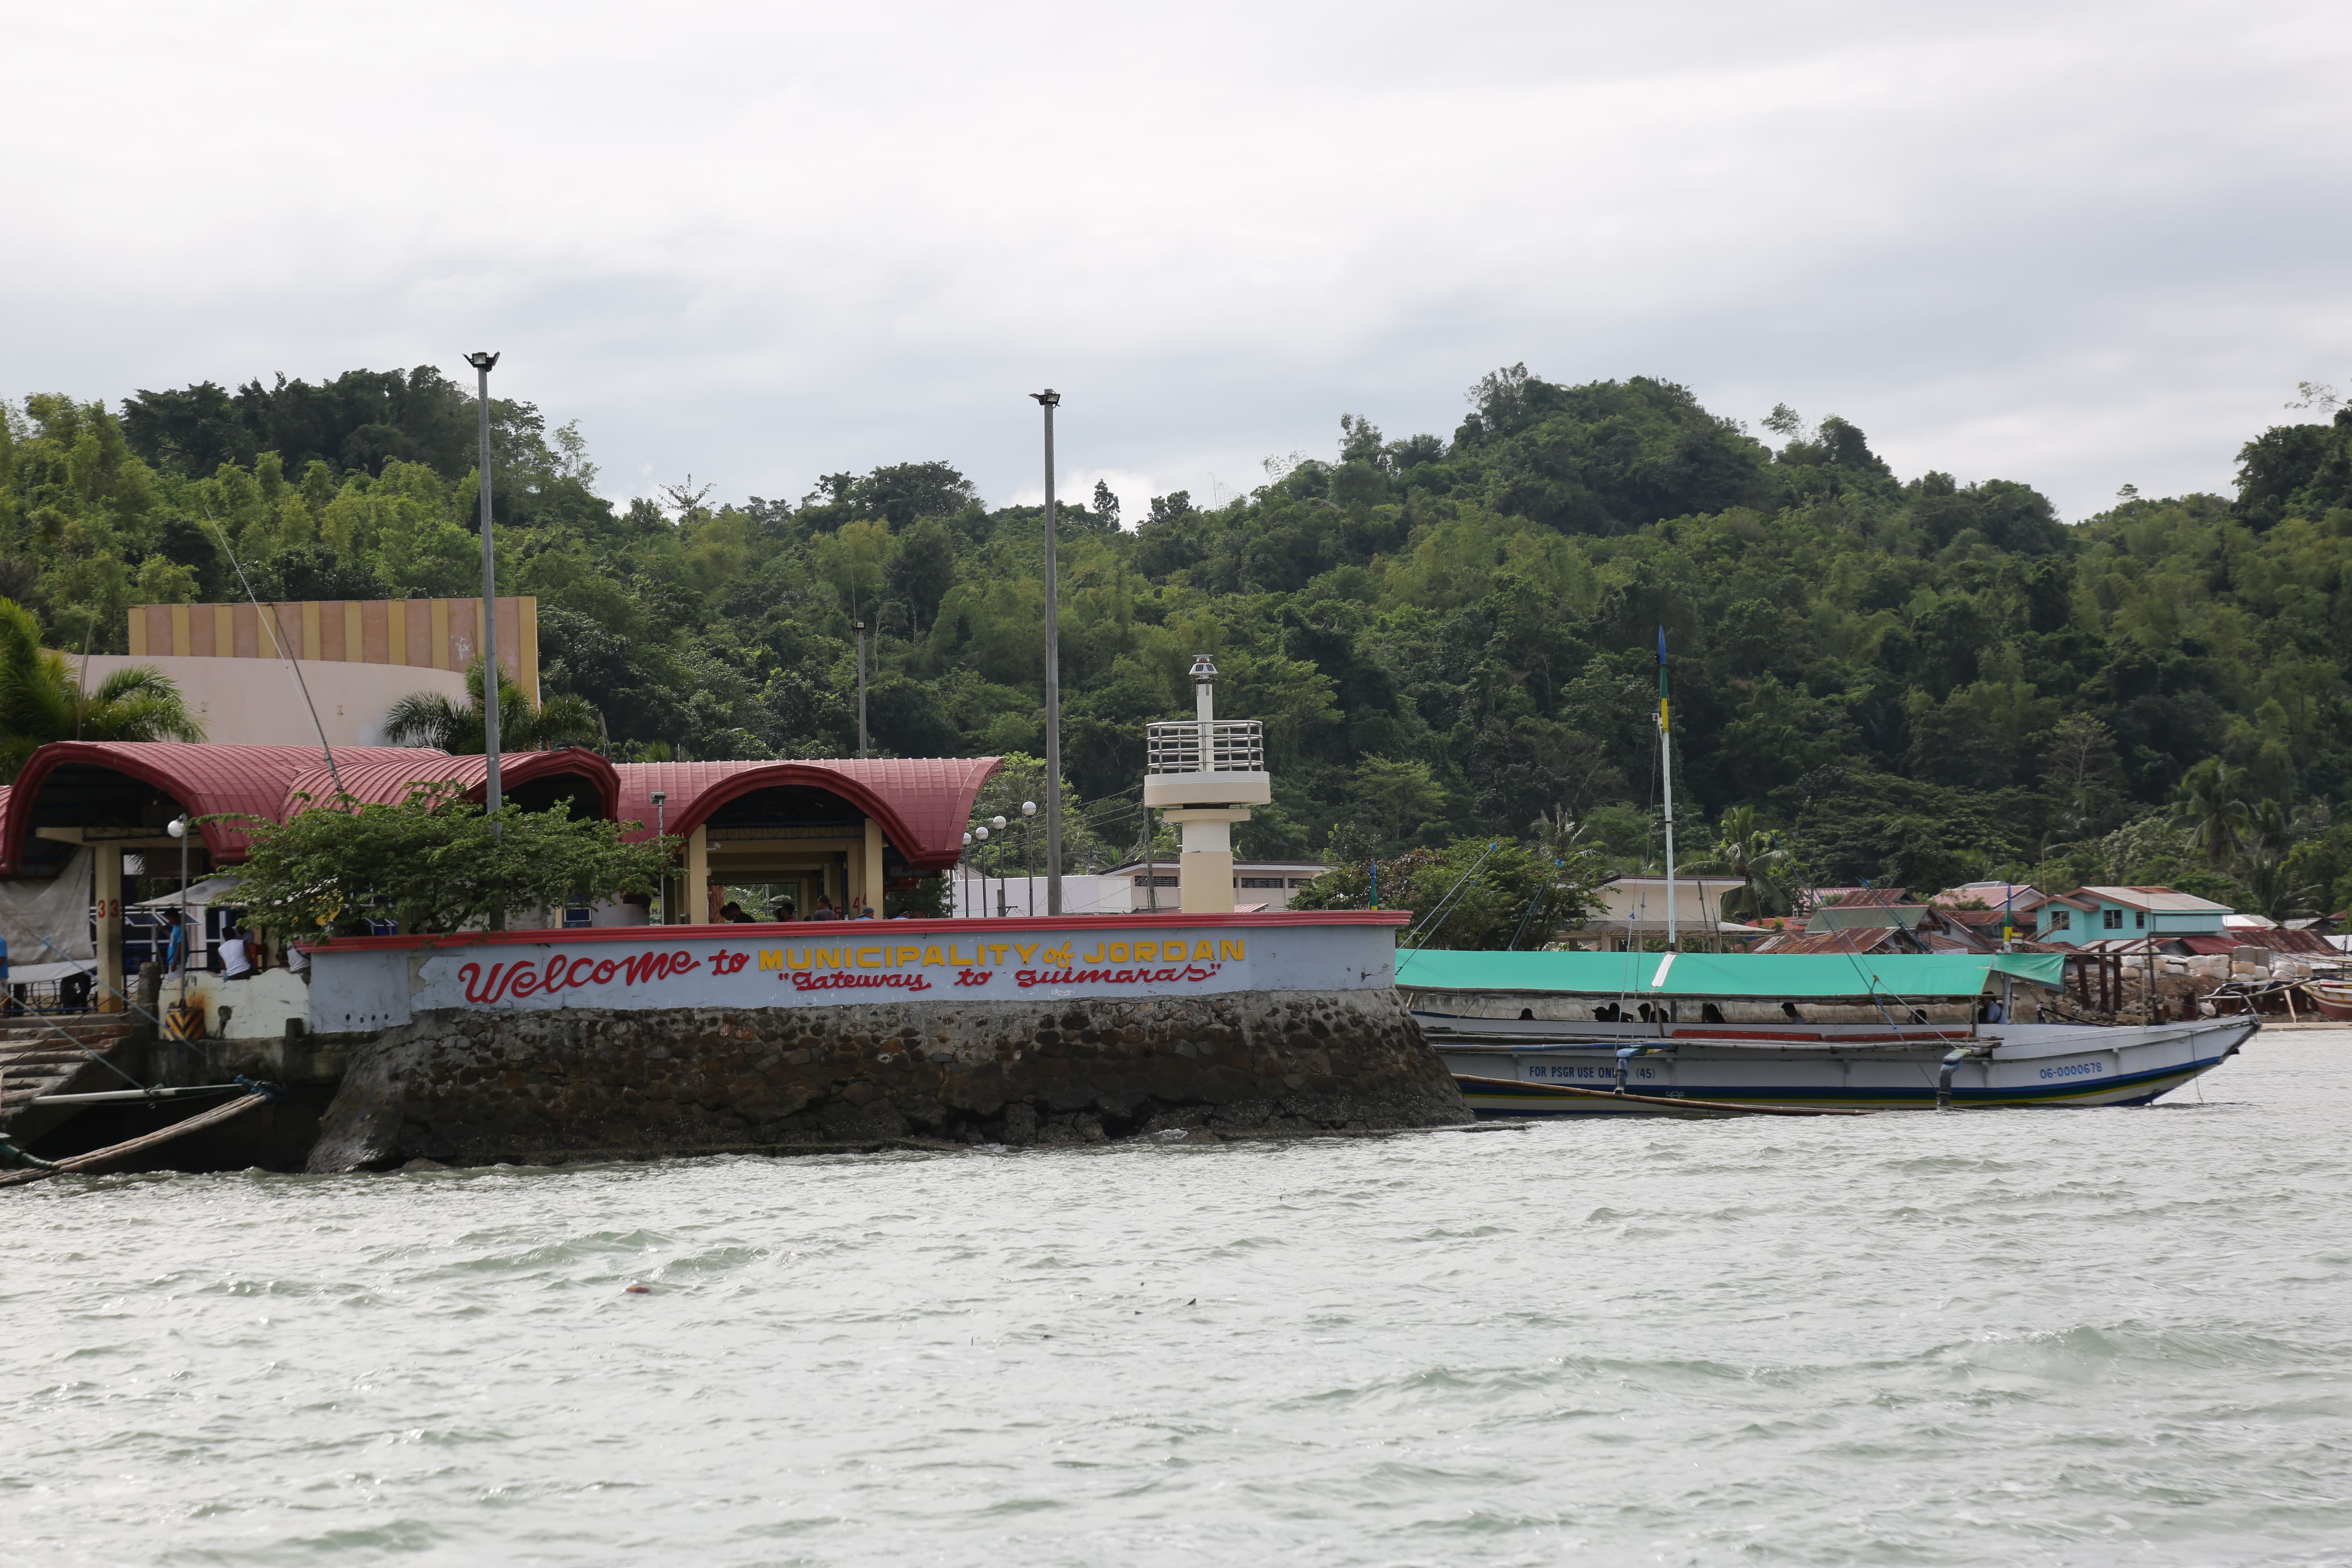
[
  {"left": 1132, "top": 875, "right": 1177, "bottom": 888},
  {"left": 1238, "top": 877, "right": 1285, "bottom": 888},
  {"left": 2135, "top": 910, "right": 2146, "bottom": 929},
  {"left": 2103, "top": 908, "right": 2123, "bottom": 929},
  {"left": 2050, "top": 909, "right": 2071, "bottom": 929}
]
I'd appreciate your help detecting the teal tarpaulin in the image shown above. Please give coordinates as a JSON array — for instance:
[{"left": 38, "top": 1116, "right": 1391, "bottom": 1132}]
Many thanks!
[{"left": 1391, "top": 949, "right": 2065, "bottom": 999}]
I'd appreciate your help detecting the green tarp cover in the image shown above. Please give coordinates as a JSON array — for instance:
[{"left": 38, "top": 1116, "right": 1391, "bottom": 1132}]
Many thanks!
[{"left": 1391, "top": 949, "right": 2065, "bottom": 999}]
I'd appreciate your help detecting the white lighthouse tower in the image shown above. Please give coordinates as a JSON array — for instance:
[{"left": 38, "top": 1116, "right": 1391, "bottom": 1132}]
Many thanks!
[{"left": 1143, "top": 655, "right": 1272, "bottom": 913}]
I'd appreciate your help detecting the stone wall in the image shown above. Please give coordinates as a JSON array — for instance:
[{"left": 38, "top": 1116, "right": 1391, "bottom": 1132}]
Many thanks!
[{"left": 307, "top": 987, "right": 1467, "bottom": 1170}]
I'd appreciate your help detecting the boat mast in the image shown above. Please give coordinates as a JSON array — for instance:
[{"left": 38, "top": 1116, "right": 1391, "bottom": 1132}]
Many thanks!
[{"left": 1658, "top": 626, "right": 1676, "bottom": 952}]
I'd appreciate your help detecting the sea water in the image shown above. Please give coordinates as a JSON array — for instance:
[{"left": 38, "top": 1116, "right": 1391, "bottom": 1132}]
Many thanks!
[{"left": 3, "top": 1032, "right": 2348, "bottom": 1567}]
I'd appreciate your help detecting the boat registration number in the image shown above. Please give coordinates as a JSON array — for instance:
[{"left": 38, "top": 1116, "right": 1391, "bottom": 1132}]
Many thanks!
[
  {"left": 2038, "top": 1060, "right": 2105, "bottom": 1080},
  {"left": 1524, "top": 1062, "right": 1656, "bottom": 1084}
]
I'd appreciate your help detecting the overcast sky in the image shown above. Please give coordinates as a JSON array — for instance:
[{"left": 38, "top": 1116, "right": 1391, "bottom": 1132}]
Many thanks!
[{"left": 8, "top": 0, "right": 2349, "bottom": 523}]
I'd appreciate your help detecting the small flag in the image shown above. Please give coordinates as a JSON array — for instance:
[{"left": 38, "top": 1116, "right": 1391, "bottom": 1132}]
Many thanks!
[{"left": 1656, "top": 626, "right": 1670, "bottom": 734}]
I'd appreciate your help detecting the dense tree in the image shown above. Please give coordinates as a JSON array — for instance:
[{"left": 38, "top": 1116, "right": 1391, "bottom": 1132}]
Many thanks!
[{"left": 12, "top": 361, "right": 2352, "bottom": 908}]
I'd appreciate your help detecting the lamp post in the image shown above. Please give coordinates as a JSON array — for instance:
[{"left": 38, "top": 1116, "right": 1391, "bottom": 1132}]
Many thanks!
[
  {"left": 990, "top": 815, "right": 1007, "bottom": 917},
  {"left": 1021, "top": 800, "right": 1037, "bottom": 916},
  {"left": 650, "top": 789, "right": 668, "bottom": 924},
  {"left": 964, "top": 828, "right": 980, "bottom": 918},
  {"left": 167, "top": 815, "right": 190, "bottom": 1007},
  {"left": 1028, "top": 389, "right": 1063, "bottom": 914},
  {"left": 854, "top": 619, "right": 868, "bottom": 759}
]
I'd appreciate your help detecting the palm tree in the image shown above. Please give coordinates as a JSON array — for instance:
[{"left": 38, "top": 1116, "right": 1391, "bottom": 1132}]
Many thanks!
[
  {"left": 1684, "top": 805, "right": 1793, "bottom": 922},
  {"left": 383, "top": 659, "right": 601, "bottom": 753},
  {"left": 2243, "top": 797, "right": 2297, "bottom": 863},
  {"left": 2170, "top": 759, "right": 2251, "bottom": 867},
  {"left": 0, "top": 597, "right": 204, "bottom": 782},
  {"left": 2238, "top": 855, "right": 2320, "bottom": 924}
]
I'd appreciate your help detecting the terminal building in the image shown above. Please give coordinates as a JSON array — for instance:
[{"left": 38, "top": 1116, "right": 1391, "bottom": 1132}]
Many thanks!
[{"left": 0, "top": 740, "right": 997, "bottom": 1018}]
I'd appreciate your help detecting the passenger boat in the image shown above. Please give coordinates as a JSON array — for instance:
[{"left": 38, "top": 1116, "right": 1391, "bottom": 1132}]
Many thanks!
[{"left": 1396, "top": 949, "right": 2256, "bottom": 1115}]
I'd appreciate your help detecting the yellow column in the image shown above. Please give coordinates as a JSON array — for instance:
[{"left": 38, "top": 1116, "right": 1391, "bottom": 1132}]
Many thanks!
[
  {"left": 861, "top": 819, "right": 886, "bottom": 916},
  {"left": 685, "top": 825, "right": 710, "bottom": 925},
  {"left": 94, "top": 846, "right": 125, "bottom": 1012},
  {"left": 1164, "top": 808, "right": 1249, "bottom": 914}
]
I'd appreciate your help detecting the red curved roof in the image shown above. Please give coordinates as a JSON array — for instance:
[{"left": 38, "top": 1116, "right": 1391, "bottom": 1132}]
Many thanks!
[
  {"left": 283, "top": 748, "right": 619, "bottom": 821},
  {"left": 0, "top": 742, "right": 618, "bottom": 873},
  {"left": 2, "top": 743, "right": 999, "bottom": 877},
  {"left": 613, "top": 758, "right": 999, "bottom": 870}
]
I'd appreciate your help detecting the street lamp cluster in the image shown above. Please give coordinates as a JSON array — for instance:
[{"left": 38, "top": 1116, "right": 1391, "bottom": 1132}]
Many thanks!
[{"left": 958, "top": 800, "right": 1038, "bottom": 917}]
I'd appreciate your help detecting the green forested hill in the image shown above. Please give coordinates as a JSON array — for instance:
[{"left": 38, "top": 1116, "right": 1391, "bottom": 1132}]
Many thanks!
[{"left": 9, "top": 363, "right": 2352, "bottom": 908}]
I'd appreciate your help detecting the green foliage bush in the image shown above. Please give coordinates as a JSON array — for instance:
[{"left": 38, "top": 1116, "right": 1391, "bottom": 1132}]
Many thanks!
[{"left": 218, "top": 784, "right": 673, "bottom": 939}]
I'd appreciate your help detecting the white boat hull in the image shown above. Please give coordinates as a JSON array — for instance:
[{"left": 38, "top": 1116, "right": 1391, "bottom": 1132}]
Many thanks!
[{"left": 1418, "top": 1012, "right": 2259, "bottom": 1115}]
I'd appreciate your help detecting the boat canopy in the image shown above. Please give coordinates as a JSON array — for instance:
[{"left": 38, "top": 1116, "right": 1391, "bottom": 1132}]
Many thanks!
[{"left": 1392, "top": 949, "right": 2065, "bottom": 999}]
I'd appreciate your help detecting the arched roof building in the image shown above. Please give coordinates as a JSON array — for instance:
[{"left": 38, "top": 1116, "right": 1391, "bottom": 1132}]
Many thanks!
[
  {"left": 0, "top": 742, "right": 618, "bottom": 878},
  {"left": 1, "top": 742, "right": 1000, "bottom": 933},
  {"left": 1, "top": 740, "right": 1006, "bottom": 1014},
  {"left": 610, "top": 759, "right": 996, "bottom": 869}
]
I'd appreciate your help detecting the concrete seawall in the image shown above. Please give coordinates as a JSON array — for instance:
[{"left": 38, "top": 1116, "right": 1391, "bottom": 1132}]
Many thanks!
[{"left": 307, "top": 987, "right": 1468, "bottom": 1170}]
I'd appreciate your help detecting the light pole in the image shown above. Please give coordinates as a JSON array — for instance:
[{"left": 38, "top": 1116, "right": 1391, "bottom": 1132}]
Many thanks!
[
  {"left": 651, "top": 789, "right": 668, "bottom": 924},
  {"left": 1021, "top": 800, "right": 1037, "bottom": 916},
  {"left": 854, "top": 619, "right": 868, "bottom": 759},
  {"left": 964, "top": 829, "right": 979, "bottom": 918},
  {"left": 167, "top": 815, "right": 190, "bottom": 1008},
  {"left": 964, "top": 822, "right": 983, "bottom": 921},
  {"left": 990, "top": 815, "right": 1007, "bottom": 916},
  {"left": 465, "top": 351, "right": 503, "bottom": 820},
  {"left": 1029, "top": 390, "right": 1063, "bottom": 914}
]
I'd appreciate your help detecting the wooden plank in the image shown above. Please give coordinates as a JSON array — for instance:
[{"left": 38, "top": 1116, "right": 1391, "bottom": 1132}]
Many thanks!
[{"left": 0, "top": 1094, "right": 271, "bottom": 1188}]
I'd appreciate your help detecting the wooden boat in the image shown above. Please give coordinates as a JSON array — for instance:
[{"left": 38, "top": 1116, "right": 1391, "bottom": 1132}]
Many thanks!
[
  {"left": 1397, "top": 950, "right": 2256, "bottom": 1115},
  {"left": 2299, "top": 978, "right": 2352, "bottom": 1020}
]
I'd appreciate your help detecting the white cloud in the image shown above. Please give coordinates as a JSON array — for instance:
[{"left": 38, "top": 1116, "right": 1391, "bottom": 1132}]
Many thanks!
[{"left": 5, "top": 0, "right": 2350, "bottom": 521}]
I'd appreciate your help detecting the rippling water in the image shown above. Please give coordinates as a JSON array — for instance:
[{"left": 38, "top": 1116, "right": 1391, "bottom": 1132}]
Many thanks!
[{"left": 4, "top": 1031, "right": 2348, "bottom": 1566}]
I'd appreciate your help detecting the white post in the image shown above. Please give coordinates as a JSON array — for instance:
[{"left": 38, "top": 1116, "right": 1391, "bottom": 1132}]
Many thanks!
[{"left": 1662, "top": 715, "right": 1677, "bottom": 952}]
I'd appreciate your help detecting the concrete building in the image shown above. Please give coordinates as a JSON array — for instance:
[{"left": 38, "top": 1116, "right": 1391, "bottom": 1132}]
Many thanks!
[
  {"left": 128, "top": 596, "right": 539, "bottom": 699},
  {"left": 64, "top": 653, "right": 468, "bottom": 747},
  {"left": 2036, "top": 886, "right": 2232, "bottom": 945},
  {"left": 944, "top": 862, "right": 1329, "bottom": 918},
  {"left": 1558, "top": 875, "right": 1769, "bottom": 950}
]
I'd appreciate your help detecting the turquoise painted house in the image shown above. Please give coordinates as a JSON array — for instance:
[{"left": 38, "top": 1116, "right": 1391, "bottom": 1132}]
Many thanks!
[{"left": 2036, "top": 885, "right": 2233, "bottom": 945}]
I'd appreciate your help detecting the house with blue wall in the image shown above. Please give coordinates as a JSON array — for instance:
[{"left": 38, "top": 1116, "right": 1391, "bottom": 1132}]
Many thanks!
[{"left": 2036, "top": 885, "right": 2233, "bottom": 945}]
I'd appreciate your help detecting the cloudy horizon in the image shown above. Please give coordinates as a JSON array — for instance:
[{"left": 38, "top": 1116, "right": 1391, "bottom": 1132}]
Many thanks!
[{"left": 8, "top": 0, "right": 2349, "bottom": 525}]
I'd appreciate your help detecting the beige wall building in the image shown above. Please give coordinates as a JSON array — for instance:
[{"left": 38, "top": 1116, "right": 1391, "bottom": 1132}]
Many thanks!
[
  {"left": 66, "top": 653, "right": 468, "bottom": 747},
  {"left": 127, "top": 596, "right": 538, "bottom": 703}
]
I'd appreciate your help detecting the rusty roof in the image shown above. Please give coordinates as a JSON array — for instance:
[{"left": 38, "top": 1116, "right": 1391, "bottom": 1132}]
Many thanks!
[{"left": 1754, "top": 925, "right": 1919, "bottom": 955}]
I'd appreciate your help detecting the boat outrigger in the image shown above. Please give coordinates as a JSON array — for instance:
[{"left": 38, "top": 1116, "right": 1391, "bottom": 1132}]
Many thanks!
[{"left": 1398, "top": 949, "right": 2256, "bottom": 1115}]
